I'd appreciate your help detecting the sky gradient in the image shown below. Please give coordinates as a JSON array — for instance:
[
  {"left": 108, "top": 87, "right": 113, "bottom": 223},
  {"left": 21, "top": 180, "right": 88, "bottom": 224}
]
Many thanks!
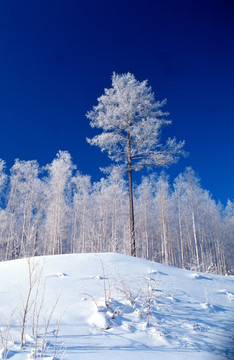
[{"left": 0, "top": 0, "right": 233, "bottom": 203}]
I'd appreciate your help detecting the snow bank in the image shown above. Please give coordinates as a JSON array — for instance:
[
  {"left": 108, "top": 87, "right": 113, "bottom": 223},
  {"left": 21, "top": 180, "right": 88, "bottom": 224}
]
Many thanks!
[{"left": 0, "top": 253, "right": 233, "bottom": 359}]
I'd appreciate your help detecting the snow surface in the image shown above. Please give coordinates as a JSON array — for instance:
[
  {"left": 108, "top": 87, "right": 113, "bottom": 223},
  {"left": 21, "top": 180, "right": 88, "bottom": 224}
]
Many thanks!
[{"left": 0, "top": 253, "right": 233, "bottom": 359}]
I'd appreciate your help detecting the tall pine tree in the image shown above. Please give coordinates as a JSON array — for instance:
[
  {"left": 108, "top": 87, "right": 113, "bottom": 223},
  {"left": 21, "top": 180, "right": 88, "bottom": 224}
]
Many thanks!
[{"left": 87, "top": 72, "right": 186, "bottom": 256}]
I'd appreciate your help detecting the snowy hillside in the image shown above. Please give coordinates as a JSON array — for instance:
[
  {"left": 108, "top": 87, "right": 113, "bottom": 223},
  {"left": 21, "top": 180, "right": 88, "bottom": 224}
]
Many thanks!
[{"left": 0, "top": 253, "right": 233, "bottom": 359}]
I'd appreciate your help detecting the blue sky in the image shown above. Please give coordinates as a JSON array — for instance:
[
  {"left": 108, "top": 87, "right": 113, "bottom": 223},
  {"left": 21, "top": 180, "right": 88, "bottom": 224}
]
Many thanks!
[{"left": 0, "top": 0, "right": 233, "bottom": 203}]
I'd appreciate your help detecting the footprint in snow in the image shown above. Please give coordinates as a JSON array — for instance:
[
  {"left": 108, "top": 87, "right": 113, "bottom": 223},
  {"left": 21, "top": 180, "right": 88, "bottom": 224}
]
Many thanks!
[
  {"left": 201, "top": 302, "right": 215, "bottom": 312},
  {"left": 92, "top": 275, "right": 107, "bottom": 280},
  {"left": 218, "top": 289, "right": 234, "bottom": 300},
  {"left": 200, "top": 302, "right": 226, "bottom": 312},
  {"left": 57, "top": 272, "right": 68, "bottom": 278},
  {"left": 192, "top": 273, "right": 212, "bottom": 280},
  {"left": 226, "top": 291, "right": 234, "bottom": 301}
]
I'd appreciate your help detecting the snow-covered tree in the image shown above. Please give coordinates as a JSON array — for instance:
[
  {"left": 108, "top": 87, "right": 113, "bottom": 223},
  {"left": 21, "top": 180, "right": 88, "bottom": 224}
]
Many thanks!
[
  {"left": 92, "top": 168, "right": 128, "bottom": 253},
  {"left": 135, "top": 176, "right": 156, "bottom": 259},
  {"left": 173, "top": 168, "right": 202, "bottom": 269},
  {"left": 71, "top": 172, "right": 92, "bottom": 253},
  {"left": 44, "top": 151, "right": 75, "bottom": 255},
  {"left": 0, "top": 151, "right": 231, "bottom": 275},
  {"left": 87, "top": 72, "right": 186, "bottom": 256},
  {"left": 154, "top": 173, "right": 173, "bottom": 265},
  {"left": 223, "top": 200, "right": 234, "bottom": 273},
  {"left": 0, "top": 160, "right": 7, "bottom": 259},
  {"left": 0, "top": 159, "right": 7, "bottom": 197},
  {"left": 2, "top": 160, "right": 41, "bottom": 259}
]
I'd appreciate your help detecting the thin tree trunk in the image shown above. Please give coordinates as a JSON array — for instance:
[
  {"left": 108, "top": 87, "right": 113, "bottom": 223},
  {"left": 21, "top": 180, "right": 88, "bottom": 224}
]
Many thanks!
[
  {"left": 127, "top": 132, "right": 136, "bottom": 256},
  {"left": 144, "top": 203, "right": 149, "bottom": 259},
  {"left": 178, "top": 199, "right": 184, "bottom": 268},
  {"left": 191, "top": 210, "right": 200, "bottom": 269}
]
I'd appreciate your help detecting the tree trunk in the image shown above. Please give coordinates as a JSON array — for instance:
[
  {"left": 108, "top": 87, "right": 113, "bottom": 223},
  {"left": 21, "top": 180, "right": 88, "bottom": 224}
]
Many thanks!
[
  {"left": 178, "top": 199, "right": 184, "bottom": 268},
  {"left": 127, "top": 133, "right": 136, "bottom": 256},
  {"left": 191, "top": 210, "right": 200, "bottom": 269}
]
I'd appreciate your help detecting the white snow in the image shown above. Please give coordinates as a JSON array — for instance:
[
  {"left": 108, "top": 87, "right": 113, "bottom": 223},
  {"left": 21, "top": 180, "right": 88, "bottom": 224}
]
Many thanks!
[{"left": 0, "top": 253, "right": 233, "bottom": 359}]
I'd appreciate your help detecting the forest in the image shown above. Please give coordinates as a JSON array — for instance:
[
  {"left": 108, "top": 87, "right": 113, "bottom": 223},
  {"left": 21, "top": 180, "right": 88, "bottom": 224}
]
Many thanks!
[{"left": 0, "top": 150, "right": 233, "bottom": 275}]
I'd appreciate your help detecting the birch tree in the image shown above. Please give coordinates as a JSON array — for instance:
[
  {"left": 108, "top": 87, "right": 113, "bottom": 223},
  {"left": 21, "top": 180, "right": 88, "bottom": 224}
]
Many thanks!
[
  {"left": 92, "top": 169, "right": 128, "bottom": 253},
  {"left": 44, "top": 151, "right": 75, "bottom": 255},
  {"left": 87, "top": 72, "right": 186, "bottom": 256},
  {"left": 0, "top": 160, "right": 7, "bottom": 197},
  {"left": 154, "top": 173, "right": 172, "bottom": 265},
  {"left": 0, "top": 160, "right": 7, "bottom": 259},
  {"left": 71, "top": 173, "right": 92, "bottom": 253},
  {"left": 135, "top": 176, "right": 155, "bottom": 259},
  {"left": 2, "top": 160, "right": 41, "bottom": 259},
  {"left": 223, "top": 200, "right": 234, "bottom": 273}
]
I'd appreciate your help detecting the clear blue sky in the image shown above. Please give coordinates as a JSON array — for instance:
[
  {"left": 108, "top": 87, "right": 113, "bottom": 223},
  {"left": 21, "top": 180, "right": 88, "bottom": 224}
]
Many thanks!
[{"left": 0, "top": 0, "right": 233, "bottom": 203}]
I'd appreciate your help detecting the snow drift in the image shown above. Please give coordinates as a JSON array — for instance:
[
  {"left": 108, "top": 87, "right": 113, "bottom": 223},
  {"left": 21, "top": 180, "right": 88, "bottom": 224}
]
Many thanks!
[{"left": 0, "top": 253, "right": 233, "bottom": 359}]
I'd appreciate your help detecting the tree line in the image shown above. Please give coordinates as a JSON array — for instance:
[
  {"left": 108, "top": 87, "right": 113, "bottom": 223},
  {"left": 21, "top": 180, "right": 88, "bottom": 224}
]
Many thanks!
[{"left": 0, "top": 152, "right": 233, "bottom": 274}]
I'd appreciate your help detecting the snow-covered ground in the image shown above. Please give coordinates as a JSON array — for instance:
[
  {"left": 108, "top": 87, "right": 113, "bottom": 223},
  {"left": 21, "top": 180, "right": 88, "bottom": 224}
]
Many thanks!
[{"left": 0, "top": 253, "right": 233, "bottom": 359}]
